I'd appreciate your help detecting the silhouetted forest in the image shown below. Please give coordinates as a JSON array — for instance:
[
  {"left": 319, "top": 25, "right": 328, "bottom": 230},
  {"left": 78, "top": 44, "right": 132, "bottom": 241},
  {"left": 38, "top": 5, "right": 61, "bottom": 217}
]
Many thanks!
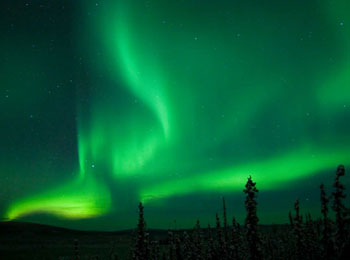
[
  {"left": 2, "top": 165, "right": 349, "bottom": 260},
  {"left": 125, "top": 165, "right": 349, "bottom": 260}
]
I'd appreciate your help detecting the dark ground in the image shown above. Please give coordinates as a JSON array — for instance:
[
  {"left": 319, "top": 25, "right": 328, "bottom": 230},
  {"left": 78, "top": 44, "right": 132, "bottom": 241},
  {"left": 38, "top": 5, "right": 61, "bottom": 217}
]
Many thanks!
[
  {"left": 0, "top": 221, "right": 137, "bottom": 259},
  {"left": 0, "top": 221, "right": 289, "bottom": 259}
]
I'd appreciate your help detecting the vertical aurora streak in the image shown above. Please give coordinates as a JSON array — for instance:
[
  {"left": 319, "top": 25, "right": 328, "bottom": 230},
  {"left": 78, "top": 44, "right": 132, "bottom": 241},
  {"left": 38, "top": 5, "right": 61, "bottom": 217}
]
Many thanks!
[{"left": 1, "top": 0, "right": 350, "bottom": 229}]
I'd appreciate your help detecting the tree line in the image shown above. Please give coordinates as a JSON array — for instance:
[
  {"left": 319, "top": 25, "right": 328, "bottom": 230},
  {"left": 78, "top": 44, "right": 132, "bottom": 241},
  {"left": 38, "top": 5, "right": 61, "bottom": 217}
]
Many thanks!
[{"left": 129, "top": 165, "right": 349, "bottom": 260}]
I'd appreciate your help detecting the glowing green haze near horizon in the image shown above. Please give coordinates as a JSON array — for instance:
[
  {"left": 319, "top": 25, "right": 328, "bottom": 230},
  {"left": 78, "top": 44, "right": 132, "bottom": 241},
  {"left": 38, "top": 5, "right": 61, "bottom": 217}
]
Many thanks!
[{"left": 1, "top": 0, "right": 350, "bottom": 230}]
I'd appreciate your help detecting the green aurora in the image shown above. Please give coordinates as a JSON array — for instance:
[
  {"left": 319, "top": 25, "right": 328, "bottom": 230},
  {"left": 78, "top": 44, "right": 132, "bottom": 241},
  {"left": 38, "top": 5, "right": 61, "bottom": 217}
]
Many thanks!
[{"left": 1, "top": 0, "right": 350, "bottom": 230}]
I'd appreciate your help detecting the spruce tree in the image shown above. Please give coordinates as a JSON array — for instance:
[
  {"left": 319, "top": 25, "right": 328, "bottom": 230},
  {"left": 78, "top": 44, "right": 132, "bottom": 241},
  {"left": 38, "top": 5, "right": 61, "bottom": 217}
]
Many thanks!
[
  {"left": 230, "top": 217, "right": 239, "bottom": 260},
  {"left": 243, "top": 176, "right": 262, "bottom": 260},
  {"left": 150, "top": 241, "right": 161, "bottom": 260},
  {"left": 132, "top": 202, "right": 150, "bottom": 260},
  {"left": 193, "top": 220, "right": 203, "bottom": 260},
  {"left": 293, "top": 199, "right": 304, "bottom": 260},
  {"left": 288, "top": 211, "right": 294, "bottom": 227},
  {"left": 183, "top": 231, "right": 193, "bottom": 260},
  {"left": 320, "top": 184, "right": 334, "bottom": 259},
  {"left": 215, "top": 213, "right": 225, "bottom": 258},
  {"left": 206, "top": 224, "right": 216, "bottom": 260},
  {"left": 222, "top": 197, "right": 228, "bottom": 243},
  {"left": 304, "top": 212, "right": 320, "bottom": 259},
  {"left": 168, "top": 229, "right": 176, "bottom": 260},
  {"left": 174, "top": 232, "right": 183, "bottom": 260},
  {"left": 332, "top": 165, "right": 347, "bottom": 252}
]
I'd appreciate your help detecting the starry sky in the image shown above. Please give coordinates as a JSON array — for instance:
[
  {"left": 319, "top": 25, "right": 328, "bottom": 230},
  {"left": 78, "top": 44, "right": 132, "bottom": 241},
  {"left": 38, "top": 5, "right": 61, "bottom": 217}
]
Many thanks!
[{"left": 1, "top": 0, "right": 350, "bottom": 230}]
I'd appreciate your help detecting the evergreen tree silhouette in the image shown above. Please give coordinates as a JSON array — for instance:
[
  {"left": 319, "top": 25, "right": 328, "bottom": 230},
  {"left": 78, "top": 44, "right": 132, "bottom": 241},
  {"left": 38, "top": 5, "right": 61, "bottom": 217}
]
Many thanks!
[
  {"left": 293, "top": 199, "right": 304, "bottom": 260},
  {"left": 183, "top": 231, "right": 193, "bottom": 260},
  {"left": 206, "top": 224, "right": 217, "bottom": 260},
  {"left": 127, "top": 164, "right": 349, "bottom": 260},
  {"left": 132, "top": 202, "right": 150, "bottom": 260},
  {"left": 230, "top": 217, "right": 240, "bottom": 259},
  {"left": 332, "top": 165, "right": 347, "bottom": 254},
  {"left": 222, "top": 197, "right": 228, "bottom": 243},
  {"left": 174, "top": 232, "right": 183, "bottom": 260},
  {"left": 193, "top": 220, "right": 203, "bottom": 260},
  {"left": 243, "top": 176, "right": 262, "bottom": 260},
  {"left": 304, "top": 212, "right": 320, "bottom": 259},
  {"left": 150, "top": 241, "right": 161, "bottom": 260},
  {"left": 288, "top": 211, "right": 294, "bottom": 227},
  {"left": 168, "top": 229, "right": 176, "bottom": 260},
  {"left": 320, "top": 184, "right": 334, "bottom": 259},
  {"left": 215, "top": 213, "right": 225, "bottom": 258}
]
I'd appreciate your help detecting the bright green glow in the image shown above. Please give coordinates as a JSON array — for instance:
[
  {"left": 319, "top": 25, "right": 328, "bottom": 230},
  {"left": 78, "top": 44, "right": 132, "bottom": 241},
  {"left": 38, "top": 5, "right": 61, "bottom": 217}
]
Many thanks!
[
  {"left": 110, "top": 3, "right": 171, "bottom": 139},
  {"left": 116, "top": 32, "right": 170, "bottom": 139},
  {"left": 6, "top": 175, "right": 110, "bottom": 220},
  {"left": 112, "top": 134, "right": 159, "bottom": 174},
  {"left": 2, "top": 0, "right": 350, "bottom": 228},
  {"left": 77, "top": 110, "right": 163, "bottom": 177},
  {"left": 140, "top": 146, "right": 350, "bottom": 203},
  {"left": 5, "top": 119, "right": 112, "bottom": 220},
  {"left": 318, "top": 0, "right": 350, "bottom": 109}
]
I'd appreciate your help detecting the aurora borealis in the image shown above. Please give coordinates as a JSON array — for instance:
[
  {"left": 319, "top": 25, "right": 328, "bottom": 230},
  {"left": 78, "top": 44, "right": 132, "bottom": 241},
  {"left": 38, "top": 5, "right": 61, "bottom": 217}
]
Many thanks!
[{"left": 1, "top": 0, "right": 350, "bottom": 230}]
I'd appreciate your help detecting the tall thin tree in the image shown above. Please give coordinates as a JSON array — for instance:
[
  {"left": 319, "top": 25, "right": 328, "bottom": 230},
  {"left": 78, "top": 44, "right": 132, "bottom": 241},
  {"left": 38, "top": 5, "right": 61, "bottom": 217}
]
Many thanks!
[
  {"left": 223, "top": 197, "right": 228, "bottom": 236},
  {"left": 132, "top": 202, "right": 150, "bottom": 260},
  {"left": 293, "top": 199, "right": 304, "bottom": 260},
  {"left": 320, "top": 184, "right": 334, "bottom": 259},
  {"left": 332, "top": 165, "right": 347, "bottom": 253},
  {"left": 244, "top": 176, "right": 262, "bottom": 260}
]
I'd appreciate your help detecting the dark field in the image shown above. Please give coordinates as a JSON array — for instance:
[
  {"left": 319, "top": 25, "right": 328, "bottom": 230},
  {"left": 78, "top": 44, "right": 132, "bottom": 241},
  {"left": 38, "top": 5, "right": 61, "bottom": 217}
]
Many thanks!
[
  {"left": 0, "top": 221, "right": 136, "bottom": 259},
  {"left": 0, "top": 221, "right": 290, "bottom": 260}
]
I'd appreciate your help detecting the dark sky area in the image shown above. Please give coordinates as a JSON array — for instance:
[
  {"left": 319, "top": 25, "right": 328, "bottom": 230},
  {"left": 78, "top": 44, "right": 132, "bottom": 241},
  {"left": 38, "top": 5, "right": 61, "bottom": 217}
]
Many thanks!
[{"left": 0, "top": 0, "right": 350, "bottom": 230}]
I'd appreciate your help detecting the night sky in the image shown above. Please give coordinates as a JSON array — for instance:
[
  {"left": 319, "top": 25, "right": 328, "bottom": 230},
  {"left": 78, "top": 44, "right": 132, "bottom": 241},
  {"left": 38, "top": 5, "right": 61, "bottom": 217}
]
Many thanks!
[{"left": 1, "top": 0, "right": 350, "bottom": 231}]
